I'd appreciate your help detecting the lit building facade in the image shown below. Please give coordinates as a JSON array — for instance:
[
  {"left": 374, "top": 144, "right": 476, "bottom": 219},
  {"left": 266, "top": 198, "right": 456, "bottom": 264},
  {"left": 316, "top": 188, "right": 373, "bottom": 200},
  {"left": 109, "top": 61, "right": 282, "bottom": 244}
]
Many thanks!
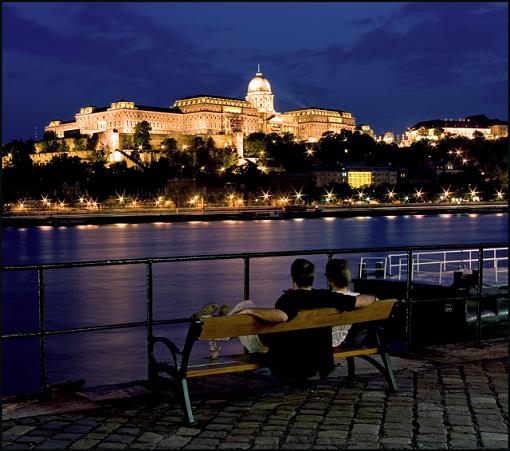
[
  {"left": 403, "top": 114, "right": 508, "bottom": 145},
  {"left": 347, "top": 166, "right": 398, "bottom": 188},
  {"left": 43, "top": 68, "right": 356, "bottom": 156}
]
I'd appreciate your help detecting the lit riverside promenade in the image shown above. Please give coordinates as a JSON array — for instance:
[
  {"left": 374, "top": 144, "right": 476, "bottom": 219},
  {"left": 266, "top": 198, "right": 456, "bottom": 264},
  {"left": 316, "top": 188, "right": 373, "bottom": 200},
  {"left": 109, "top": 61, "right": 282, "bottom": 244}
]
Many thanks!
[{"left": 2, "top": 338, "right": 507, "bottom": 449}]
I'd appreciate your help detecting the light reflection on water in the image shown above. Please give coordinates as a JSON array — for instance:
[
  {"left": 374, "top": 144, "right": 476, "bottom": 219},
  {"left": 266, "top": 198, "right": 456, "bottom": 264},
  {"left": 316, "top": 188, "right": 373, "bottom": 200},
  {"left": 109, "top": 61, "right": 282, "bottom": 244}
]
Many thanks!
[{"left": 2, "top": 213, "right": 508, "bottom": 394}]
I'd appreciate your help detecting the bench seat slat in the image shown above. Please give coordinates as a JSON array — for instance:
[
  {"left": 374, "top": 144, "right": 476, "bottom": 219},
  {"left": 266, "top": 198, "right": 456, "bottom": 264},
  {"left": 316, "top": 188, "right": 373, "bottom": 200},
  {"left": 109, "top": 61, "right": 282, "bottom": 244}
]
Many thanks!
[
  {"left": 199, "top": 299, "right": 396, "bottom": 340},
  {"left": 185, "top": 347, "right": 381, "bottom": 378}
]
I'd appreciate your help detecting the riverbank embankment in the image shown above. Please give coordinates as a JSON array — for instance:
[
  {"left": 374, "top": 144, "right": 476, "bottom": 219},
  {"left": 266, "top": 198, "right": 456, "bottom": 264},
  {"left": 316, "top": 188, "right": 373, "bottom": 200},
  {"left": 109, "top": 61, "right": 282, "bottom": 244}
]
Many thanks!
[{"left": 2, "top": 202, "right": 507, "bottom": 227}]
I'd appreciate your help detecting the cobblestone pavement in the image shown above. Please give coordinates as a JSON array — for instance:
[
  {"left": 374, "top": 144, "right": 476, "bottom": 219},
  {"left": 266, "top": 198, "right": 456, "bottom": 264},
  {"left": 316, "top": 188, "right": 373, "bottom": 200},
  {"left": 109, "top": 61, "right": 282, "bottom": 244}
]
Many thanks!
[{"left": 2, "top": 340, "right": 508, "bottom": 449}]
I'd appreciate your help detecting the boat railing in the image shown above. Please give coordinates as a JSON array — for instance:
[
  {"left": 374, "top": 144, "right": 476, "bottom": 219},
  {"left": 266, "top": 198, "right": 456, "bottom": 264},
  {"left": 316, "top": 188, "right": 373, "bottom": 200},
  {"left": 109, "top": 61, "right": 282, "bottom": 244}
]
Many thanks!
[{"left": 359, "top": 247, "right": 508, "bottom": 285}]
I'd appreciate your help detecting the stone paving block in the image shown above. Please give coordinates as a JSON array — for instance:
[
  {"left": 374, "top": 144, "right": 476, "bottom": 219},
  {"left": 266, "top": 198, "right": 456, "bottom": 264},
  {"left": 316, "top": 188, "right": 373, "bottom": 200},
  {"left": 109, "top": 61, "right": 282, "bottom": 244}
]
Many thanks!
[
  {"left": 449, "top": 425, "right": 476, "bottom": 434},
  {"left": 472, "top": 396, "right": 498, "bottom": 404},
  {"left": 449, "top": 439, "right": 479, "bottom": 448},
  {"left": 481, "top": 439, "right": 510, "bottom": 449},
  {"left": 480, "top": 432, "right": 508, "bottom": 441},
  {"left": 159, "top": 436, "right": 191, "bottom": 448},
  {"left": 285, "top": 434, "right": 313, "bottom": 444},
  {"left": 350, "top": 424, "right": 380, "bottom": 434},
  {"left": 136, "top": 432, "right": 164, "bottom": 443},
  {"left": 224, "top": 435, "right": 252, "bottom": 443},
  {"left": 205, "top": 423, "right": 233, "bottom": 431},
  {"left": 416, "top": 443, "right": 448, "bottom": 449},
  {"left": 2, "top": 445, "right": 30, "bottom": 449},
  {"left": 281, "top": 444, "right": 311, "bottom": 449},
  {"left": 94, "top": 423, "right": 122, "bottom": 433},
  {"left": 3, "top": 425, "right": 36, "bottom": 437},
  {"left": 85, "top": 432, "right": 109, "bottom": 440},
  {"left": 381, "top": 437, "right": 412, "bottom": 445},
  {"left": 70, "top": 438, "right": 101, "bottom": 448},
  {"left": 317, "top": 430, "right": 348, "bottom": 438},
  {"left": 175, "top": 427, "right": 201, "bottom": 436},
  {"left": 35, "top": 439, "right": 70, "bottom": 449},
  {"left": 63, "top": 424, "right": 95, "bottom": 434},
  {"left": 346, "top": 441, "right": 380, "bottom": 449},
  {"left": 96, "top": 443, "right": 128, "bottom": 449},
  {"left": 417, "top": 426, "right": 445, "bottom": 434},
  {"left": 292, "top": 421, "right": 320, "bottom": 429},
  {"left": 295, "top": 414, "right": 323, "bottom": 422},
  {"left": 315, "top": 437, "right": 345, "bottom": 446},
  {"left": 102, "top": 434, "right": 135, "bottom": 444},
  {"left": 187, "top": 437, "right": 221, "bottom": 447},
  {"left": 218, "top": 442, "right": 251, "bottom": 449},
  {"left": 114, "top": 427, "right": 140, "bottom": 436},
  {"left": 13, "top": 435, "right": 47, "bottom": 444},
  {"left": 199, "top": 430, "right": 228, "bottom": 439},
  {"left": 253, "top": 436, "right": 280, "bottom": 446},
  {"left": 129, "top": 443, "right": 156, "bottom": 449},
  {"left": 416, "top": 433, "right": 448, "bottom": 442}
]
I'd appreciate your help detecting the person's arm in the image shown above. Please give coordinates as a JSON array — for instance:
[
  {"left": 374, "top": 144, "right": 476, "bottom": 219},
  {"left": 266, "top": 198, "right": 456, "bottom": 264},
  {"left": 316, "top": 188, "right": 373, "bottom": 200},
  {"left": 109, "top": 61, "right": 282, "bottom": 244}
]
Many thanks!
[
  {"left": 237, "top": 308, "right": 289, "bottom": 322},
  {"left": 353, "top": 294, "right": 378, "bottom": 309}
]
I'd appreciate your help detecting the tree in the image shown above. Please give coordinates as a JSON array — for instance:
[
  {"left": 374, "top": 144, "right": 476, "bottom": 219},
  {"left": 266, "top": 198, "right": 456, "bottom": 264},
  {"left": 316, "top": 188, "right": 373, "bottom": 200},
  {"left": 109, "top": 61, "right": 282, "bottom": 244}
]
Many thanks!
[
  {"left": 133, "top": 121, "right": 152, "bottom": 150},
  {"left": 244, "top": 133, "right": 266, "bottom": 158},
  {"left": 74, "top": 138, "right": 87, "bottom": 151},
  {"left": 121, "top": 135, "right": 134, "bottom": 150},
  {"left": 161, "top": 137, "right": 177, "bottom": 153},
  {"left": 473, "top": 130, "right": 485, "bottom": 140}
]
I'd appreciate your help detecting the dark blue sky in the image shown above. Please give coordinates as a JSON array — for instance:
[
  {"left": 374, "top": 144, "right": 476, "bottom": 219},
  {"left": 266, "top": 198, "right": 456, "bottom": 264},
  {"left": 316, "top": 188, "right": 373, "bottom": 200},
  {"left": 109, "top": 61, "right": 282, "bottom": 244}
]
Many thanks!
[{"left": 2, "top": 2, "right": 508, "bottom": 143}]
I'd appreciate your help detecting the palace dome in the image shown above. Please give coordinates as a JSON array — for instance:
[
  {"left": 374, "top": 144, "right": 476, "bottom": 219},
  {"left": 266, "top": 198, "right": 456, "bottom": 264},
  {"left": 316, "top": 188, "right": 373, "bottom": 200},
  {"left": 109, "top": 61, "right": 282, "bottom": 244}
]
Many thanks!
[{"left": 247, "top": 68, "right": 272, "bottom": 93}]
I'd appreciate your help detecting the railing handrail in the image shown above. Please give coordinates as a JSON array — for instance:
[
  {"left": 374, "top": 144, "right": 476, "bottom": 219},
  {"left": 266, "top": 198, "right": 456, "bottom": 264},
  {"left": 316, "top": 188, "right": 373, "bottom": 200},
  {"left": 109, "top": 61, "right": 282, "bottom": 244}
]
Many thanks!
[
  {"left": 3, "top": 241, "right": 507, "bottom": 396},
  {"left": 2, "top": 242, "right": 507, "bottom": 271}
]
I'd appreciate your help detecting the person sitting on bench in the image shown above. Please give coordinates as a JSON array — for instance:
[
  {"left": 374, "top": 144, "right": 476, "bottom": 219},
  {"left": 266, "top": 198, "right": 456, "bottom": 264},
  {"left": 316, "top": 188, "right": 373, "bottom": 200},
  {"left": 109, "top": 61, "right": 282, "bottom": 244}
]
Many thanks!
[{"left": 264, "top": 258, "right": 377, "bottom": 384}]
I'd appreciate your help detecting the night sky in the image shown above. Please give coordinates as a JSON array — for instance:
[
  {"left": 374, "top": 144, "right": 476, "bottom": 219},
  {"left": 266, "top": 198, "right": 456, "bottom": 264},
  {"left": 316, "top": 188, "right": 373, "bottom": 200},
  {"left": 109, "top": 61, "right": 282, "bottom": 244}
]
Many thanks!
[{"left": 2, "top": 2, "right": 508, "bottom": 143}]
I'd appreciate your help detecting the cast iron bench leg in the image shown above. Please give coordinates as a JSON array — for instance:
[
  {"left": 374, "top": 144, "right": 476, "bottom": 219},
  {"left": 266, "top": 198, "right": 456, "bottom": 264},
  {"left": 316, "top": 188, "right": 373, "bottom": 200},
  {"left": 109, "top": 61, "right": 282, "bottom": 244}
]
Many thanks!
[
  {"left": 181, "top": 378, "right": 195, "bottom": 425},
  {"left": 379, "top": 350, "right": 398, "bottom": 392}
]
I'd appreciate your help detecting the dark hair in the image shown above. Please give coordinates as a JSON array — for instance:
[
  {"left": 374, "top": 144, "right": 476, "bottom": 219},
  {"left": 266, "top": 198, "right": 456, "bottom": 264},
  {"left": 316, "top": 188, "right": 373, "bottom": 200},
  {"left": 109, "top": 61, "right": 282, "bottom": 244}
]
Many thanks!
[
  {"left": 290, "top": 258, "right": 316, "bottom": 287},
  {"left": 325, "top": 259, "right": 352, "bottom": 289}
]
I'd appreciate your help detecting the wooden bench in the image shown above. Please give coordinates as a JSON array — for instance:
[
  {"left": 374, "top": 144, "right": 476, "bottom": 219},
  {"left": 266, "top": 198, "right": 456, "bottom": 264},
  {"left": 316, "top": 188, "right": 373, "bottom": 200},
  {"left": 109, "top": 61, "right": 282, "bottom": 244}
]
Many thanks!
[{"left": 149, "top": 299, "right": 398, "bottom": 424}]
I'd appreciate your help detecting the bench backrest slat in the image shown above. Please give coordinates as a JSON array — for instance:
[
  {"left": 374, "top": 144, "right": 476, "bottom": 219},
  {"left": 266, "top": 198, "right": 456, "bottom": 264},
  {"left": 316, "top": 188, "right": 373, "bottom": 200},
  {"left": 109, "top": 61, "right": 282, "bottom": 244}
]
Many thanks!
[{"left": 198, "top": 299, "right": 396, "bottom": 340}]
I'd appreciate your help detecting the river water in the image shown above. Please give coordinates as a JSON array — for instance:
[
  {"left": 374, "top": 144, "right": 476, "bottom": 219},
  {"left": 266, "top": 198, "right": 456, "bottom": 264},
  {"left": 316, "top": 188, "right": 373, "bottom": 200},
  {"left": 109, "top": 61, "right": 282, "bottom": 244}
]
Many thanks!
[{"left": 2, "top": 213, "right": 508, "bottom": 395}]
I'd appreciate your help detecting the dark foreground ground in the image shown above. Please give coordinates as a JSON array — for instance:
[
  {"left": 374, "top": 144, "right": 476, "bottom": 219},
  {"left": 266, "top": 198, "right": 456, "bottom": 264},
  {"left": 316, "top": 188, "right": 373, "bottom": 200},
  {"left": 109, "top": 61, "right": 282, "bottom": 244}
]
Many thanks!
[{"left": 2, "top": 339, "right": 508, "bottom": 449}]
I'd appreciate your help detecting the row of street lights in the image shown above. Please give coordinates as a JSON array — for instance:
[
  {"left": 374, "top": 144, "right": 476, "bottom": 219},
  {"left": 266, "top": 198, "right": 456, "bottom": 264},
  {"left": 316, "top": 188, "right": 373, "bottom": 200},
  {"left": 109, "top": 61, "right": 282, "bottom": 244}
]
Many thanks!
[{"left": 8, "top": 186, "right": 506, "bottom": 213}]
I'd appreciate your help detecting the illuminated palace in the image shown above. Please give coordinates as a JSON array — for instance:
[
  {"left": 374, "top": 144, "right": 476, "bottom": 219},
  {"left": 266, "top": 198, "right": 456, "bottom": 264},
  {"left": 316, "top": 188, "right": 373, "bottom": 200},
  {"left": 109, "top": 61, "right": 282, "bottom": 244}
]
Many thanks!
[{"left": 44, "top": 67, "right": 356, "bottom": 157}]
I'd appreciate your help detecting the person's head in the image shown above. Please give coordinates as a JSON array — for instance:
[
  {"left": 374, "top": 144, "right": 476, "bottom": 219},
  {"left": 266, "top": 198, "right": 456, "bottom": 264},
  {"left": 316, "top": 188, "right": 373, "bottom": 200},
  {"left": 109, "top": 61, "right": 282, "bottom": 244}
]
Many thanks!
[
  {"left": 325, "top": 259, "right": 352, "bottom": 290},
  {"left": 290, "top": 258, "right": 316, "bottom": 289}
]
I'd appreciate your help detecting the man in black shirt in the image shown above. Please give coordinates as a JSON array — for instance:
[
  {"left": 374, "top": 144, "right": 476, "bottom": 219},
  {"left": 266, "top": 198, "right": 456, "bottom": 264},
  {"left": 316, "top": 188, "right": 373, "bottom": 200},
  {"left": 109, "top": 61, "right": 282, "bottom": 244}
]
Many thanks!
[{"left": 265, "top": 258, "right": 377, "bottom": 383}]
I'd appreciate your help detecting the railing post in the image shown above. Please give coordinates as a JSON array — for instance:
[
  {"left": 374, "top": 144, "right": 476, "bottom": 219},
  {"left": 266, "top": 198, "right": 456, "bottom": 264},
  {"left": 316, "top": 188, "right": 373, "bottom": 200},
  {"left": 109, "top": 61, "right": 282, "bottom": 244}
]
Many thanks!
[
  {"left": 476, "top": 248, "right": 484, "bottom": 345},
  {"left": 404, "top": 250, "right": 413, "bottom": 353},
  {"left": 243, "top": 258, "right": 250, "bottom": 300},
  {"left": 146, "top": 262, "right": 154, "bottom": 382},
  {"left": 37, "top": 269, "right": 47, "bottom": 393}
]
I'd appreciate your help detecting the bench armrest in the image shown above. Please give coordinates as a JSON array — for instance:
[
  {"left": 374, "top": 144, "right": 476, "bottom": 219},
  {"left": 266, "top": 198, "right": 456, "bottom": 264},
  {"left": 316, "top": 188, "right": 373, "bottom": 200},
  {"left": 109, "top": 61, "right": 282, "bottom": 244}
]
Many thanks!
[{"left": 150, "top": 336, "right": 182, "bottom": 354}]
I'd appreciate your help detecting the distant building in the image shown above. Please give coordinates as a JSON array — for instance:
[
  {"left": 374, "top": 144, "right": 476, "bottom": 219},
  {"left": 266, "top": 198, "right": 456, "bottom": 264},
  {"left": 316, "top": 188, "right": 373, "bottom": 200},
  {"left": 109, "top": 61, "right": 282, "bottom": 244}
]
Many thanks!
[
  {"left": 346, "top": 165, "right": 398, "bottom": 188},
  {"left": 42, "top": 68, "right": 356, "bottom": 161},
  {"left": 404, "top": 114, "right": 508, "bottom": 145},
  {"left": 382, "top": 131, "right": 394, "bottom": 144},
  {"left": 355, "top": 124, "right": 375, "bottom": 138},
  {"left": 310, "top": 169, "right": 347, "bottom": 187}
]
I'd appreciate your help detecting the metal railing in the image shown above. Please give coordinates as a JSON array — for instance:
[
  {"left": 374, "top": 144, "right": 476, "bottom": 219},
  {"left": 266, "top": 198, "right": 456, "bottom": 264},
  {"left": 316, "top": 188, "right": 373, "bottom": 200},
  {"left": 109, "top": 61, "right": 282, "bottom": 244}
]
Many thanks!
[
  {"left": 360, "top": 247, "right": 508, "bottom": 285},
  {"left": 2, "top": 242, "right": 507, "bottom": 395}
]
